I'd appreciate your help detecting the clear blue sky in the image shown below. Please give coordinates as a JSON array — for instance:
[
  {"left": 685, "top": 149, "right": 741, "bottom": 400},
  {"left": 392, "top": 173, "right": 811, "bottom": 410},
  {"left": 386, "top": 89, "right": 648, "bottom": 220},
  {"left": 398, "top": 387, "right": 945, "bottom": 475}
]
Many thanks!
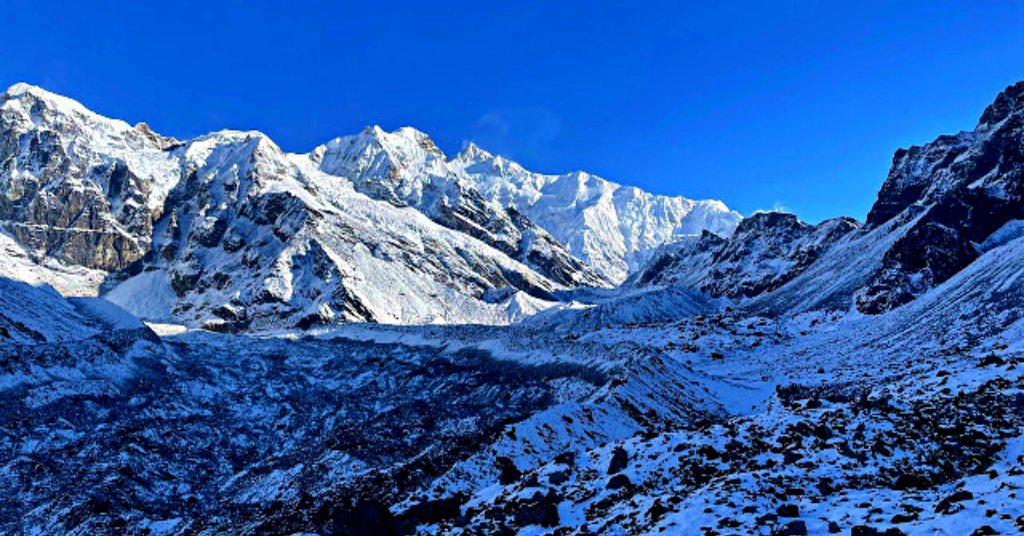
[{"left": 3, "top": 1, "right": 1023, "bottom": 222}]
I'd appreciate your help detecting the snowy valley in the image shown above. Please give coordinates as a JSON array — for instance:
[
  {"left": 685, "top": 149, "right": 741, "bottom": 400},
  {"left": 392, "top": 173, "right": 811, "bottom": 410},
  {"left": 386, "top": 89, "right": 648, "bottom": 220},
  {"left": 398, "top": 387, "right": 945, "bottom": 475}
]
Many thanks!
[{"left": 2, "top": 80, "right": 1024, "bottom": 536}]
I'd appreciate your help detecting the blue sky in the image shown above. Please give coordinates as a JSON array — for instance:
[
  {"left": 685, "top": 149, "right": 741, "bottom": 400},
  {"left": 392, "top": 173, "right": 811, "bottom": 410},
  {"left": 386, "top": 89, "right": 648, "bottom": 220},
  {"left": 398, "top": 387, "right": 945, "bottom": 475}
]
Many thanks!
[{"left": 3, "top": 1, "right": 1023, "bottom": 222}]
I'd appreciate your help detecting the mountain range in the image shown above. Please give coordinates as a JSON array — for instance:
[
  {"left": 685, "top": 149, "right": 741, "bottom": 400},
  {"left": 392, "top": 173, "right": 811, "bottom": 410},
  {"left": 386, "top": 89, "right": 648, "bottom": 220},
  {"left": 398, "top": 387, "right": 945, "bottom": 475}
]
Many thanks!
[
  {"left": 0, "top": 83, "right": 740, "bottom": 330},
  {"left": 2, "top": 81, "right": 1024, "bottom": 536}
]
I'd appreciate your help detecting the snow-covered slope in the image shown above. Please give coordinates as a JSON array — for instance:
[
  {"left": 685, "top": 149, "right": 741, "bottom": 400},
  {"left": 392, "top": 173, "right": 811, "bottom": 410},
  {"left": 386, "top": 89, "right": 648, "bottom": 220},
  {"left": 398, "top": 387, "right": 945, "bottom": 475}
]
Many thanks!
[
  {"left": 312, "top": 127, "right": 607, "bottom": 288},
  {"left": 398, "top": 232, "right": 1024, "bottom": 536},
  {"left": 0, "top": 275, "right": 146, "bottom": 343},
  {"left": 451, "top": 143, "right": 742, "bottom": 283},
  {"left": 0, "top": 277, "right": 100, "bottom": 343},
  {"left": 107, "top": 129, "right": 576, "bottom": 329},
  {"left": 0, "top": 84, "right": 604, "bottom": 328}
]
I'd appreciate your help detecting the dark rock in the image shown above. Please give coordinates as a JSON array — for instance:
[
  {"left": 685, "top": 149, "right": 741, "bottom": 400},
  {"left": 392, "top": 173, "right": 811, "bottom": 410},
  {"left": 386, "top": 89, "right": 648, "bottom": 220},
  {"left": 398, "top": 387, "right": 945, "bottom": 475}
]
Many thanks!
[
  {"left": 606, "top": 474, "right": 631, "bottom": 490},
  {"left": 511, "top": 490, "right": 560, "bottom": 528},
  {"left": 890, "top": 512, "right": 917, "bottom": 523},
  {"left": 777, "top": 520, "right": 807, "bottom": 536},
  {"left": 607, "top": 446, "right": 629, "bottom": 475},
  {"left": 812, "top": 423, "right": 833, "bottom": 440},
  {"left": 548, "top": 470, "right": 569, "bottom": 486},
  {"left": 553, "top": 451, "right": 576, "bottom": 466},
  {"left": 697, "top": 445, "right": 721, "bottom": 460},
  {"left": 776, "top": 504, "right": 800, "bottom": 518},
  {"left": 398, "top": 495, "right": 465, "bottom": 527},
  {"left": 647, "top": 499, "right": 670, "bottom": 522},
  {"left": 892, "top": 473, "right": 930, "bottom": 491},
  {"left": 329, "top": 499, "right": 399, "bottom": 536},
  {"left": 935, "top": 490, "right": 974, "bottom": 514},
  {"left": 979, "top": 355, "right": 1006, "bottom": 367},
  {"left": 496, "top": 456, "right": 521, "bottom": 485}
]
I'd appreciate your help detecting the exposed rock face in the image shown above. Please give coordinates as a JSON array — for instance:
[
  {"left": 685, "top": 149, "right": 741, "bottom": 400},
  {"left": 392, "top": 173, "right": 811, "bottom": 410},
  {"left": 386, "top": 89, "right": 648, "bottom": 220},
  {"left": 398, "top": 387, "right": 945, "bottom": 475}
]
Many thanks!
[
  {"left": 0, "top": 84, "right": 180, "bottom": 271},
  {"left": 633, "top": 212, "right": 859, "bottom": 299},
  {"left": 854, "top": 81, "right": 1024, "bottom": 313}
]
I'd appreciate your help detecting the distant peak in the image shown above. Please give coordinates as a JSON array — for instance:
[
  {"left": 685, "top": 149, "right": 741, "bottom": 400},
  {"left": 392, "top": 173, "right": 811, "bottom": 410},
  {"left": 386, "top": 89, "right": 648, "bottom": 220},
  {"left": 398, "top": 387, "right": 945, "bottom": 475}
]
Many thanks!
[
  {"left": 457, "top": 141, "right": 494, "bottom": 162},
  {"left": 5, "top": 82, "right": 42, "bottom": 97},
  {"left": 3, "top": 83, "right": 77, "bottom": 107},
  {"left": 394, "top": 125, "right": 428, "bottom": 137},
  {"left": 3, "top": 83, "right": 74, "bottom": 107},
  {"left": 358, "top": 125, "right": 432, "bottom": 140},
  {"left": 739, "top": 211, "right": 804, "bottom": 232}
]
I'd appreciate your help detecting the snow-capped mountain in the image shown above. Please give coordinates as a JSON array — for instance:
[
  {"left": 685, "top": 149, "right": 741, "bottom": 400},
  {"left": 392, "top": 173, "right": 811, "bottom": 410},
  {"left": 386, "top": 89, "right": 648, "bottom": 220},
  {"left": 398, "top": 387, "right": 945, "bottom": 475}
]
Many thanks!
[
  {"left": 0, "top": 85, "right": 585, "bottom": 329},
  {"left": 311, "top": 126, "right": 742, "bottom": 286},
  {"left": 0, "top": 83, "right": 180, "bottom": 286},
  {"left": 450, "top": 143, "right": 742, "bottom": 283},
  {"left": 113, "top": 128, "right": 580, "bottom": 329},
  {"left": 310, "top": 126, "right": 607, "bottom": 288},
  {"left": 0, "top": 83, "right": 742, "bottom": 329}
]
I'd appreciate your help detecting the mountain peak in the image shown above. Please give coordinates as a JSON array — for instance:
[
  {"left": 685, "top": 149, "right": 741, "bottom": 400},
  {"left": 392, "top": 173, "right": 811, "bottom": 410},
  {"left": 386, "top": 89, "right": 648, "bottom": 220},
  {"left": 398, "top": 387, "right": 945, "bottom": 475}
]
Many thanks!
[
  {"left": 5, "top": 82, "right": 43, "bottom": 97},
  {"left": 351, "top": 125, "right": 445, "bottom": 158},
  {"left": 737, "top": 211, "right": 805, "bottom": 233},
  {"left": 978, "top": 80, "right": 1024, "bottom": 128},
  {"left": 1, "top": 82, "right": 138, "bottom": 135},
  {"left": 3, "top": 82, "right": 85, "bottom": 112},
  {"left": 456, "top": 142, "right": 495, "bottom": 162}
]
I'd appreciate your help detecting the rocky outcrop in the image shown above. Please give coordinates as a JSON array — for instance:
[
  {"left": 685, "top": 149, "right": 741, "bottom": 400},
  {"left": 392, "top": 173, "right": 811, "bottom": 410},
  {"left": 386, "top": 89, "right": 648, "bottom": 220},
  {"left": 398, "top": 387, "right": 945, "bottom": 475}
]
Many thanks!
[
  {"left": 855, "top": 81, "right": 1024, "bottom": 313},
  {"left": 637, "top": 81, "right": 1024, "bottom": 316},
  {"left": 633, "top": 212, "right": 859, "bottom": 300},
  {"left": 0, "top": 84, "right": 178, "bottom": 271}
]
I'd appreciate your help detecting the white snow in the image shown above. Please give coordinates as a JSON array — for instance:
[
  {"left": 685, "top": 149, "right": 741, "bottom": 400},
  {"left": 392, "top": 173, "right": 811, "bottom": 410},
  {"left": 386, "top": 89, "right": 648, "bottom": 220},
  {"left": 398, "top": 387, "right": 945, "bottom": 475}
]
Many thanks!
[{"left": 103, "top": 270, "right": 178, "bottom": 322}]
